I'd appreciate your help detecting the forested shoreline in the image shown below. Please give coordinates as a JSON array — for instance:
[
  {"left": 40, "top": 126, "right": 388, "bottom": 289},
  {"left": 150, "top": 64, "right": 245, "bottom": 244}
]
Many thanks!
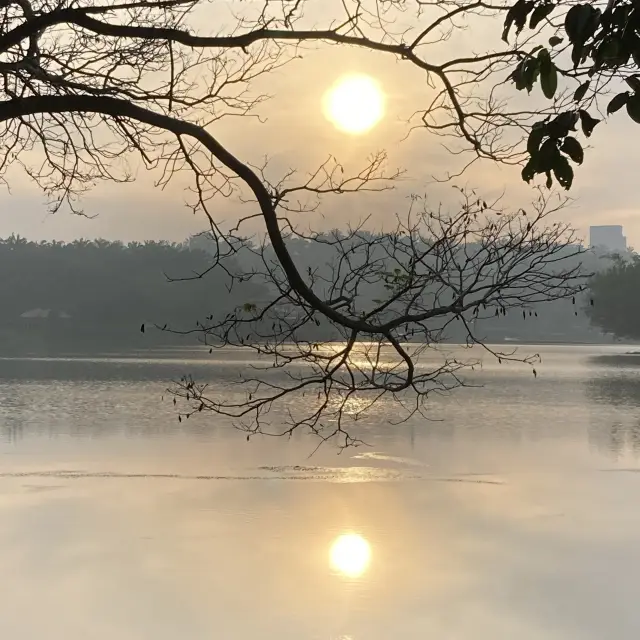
[
  {"left": 0, "top": 236, "right": 260, "bottom": 354},
  {"left": 0, "top": 234, "right": 625, "bottom": 356}
]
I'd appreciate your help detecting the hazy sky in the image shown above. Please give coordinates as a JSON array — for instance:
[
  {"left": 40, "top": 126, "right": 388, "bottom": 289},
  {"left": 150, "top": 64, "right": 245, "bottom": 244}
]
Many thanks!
[{"left": 1, "top": 1, "right": 638, "bottom": 247}]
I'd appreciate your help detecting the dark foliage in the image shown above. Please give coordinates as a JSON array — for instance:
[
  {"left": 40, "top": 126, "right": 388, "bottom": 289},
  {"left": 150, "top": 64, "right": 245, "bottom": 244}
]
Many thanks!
[
  {"left": 506, "top": 0, "right": 640, "bottom": 188},
  {"left": 0, "top": 235, "right": 261, "bottom": 352},
  {"left": 588, "top": 253, "right": 640, "bottom": 339}
]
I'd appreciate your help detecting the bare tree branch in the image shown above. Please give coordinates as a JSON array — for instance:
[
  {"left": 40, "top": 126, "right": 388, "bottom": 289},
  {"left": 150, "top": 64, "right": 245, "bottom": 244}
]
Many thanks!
[{"left": 0, "top": 0, "right": 592, "bottom": 445}]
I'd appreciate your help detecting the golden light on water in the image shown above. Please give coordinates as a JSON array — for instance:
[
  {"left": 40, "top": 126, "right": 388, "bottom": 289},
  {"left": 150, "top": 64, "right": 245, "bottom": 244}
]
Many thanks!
[
  {"left": 323, "top": 75, "right": 385, "bottom": 134},
  {"left": 330, "top": 533, "right": 371, "bottom": 577}
]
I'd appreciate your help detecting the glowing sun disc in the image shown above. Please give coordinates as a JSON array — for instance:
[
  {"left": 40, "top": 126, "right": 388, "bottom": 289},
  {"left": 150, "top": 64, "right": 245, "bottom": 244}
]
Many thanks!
[
  {"left": 323, "top": 75, "right": 385, "bottom": 134},
  {"left": 329, "top": 533, "right": 371, "bottom": 577}
]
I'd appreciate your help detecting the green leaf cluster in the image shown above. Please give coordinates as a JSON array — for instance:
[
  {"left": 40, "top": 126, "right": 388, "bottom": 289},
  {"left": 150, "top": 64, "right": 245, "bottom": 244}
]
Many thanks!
[
  {"left": 521, "top": 111, "right": 594, "bottom": 189},
  {"left": 505, "top": 0, "right": 640, "bottom": 188},
  {"left": 510, "top": 47, "right": 558, "bottom": 98}
]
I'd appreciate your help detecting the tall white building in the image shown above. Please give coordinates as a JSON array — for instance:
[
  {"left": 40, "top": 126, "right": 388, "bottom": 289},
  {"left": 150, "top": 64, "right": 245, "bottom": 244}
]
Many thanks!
[{"left": 589, "top": 225, "right": 627, "bottom": 253}]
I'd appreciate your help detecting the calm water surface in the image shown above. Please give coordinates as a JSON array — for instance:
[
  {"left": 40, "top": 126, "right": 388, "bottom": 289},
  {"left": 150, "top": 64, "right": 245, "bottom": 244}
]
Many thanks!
[{"left": 1, "top": 344, "right": 640, "bottom": 639}]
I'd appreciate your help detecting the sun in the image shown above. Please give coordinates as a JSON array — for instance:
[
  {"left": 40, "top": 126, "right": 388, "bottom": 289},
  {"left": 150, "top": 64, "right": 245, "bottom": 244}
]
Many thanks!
[
  {"left": 323, "top": 74, "right": 385, "bottom": 134},
  {"left": 329, "top": 533, "right": 371, "bottom": 578}
]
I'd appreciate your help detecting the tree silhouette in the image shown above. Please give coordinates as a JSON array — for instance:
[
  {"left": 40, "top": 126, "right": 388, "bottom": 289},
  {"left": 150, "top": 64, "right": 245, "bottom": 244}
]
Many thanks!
[
  {"left": 502, "top": 0, "right": 640, "bottom": 188},
  {"left": 588, "top": 253, "right": 640, "bottom": 339},
  {"left": 0, "top": 236, "right": 262, "bottom": 350},
  {"left": 0, "top": 0, "right": 620, "bottom": 442}
]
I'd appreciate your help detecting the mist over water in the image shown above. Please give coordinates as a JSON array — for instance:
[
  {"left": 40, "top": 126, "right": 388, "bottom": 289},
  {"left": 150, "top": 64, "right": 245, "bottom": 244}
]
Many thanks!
[{"left": 1, "top": 344, "right": 640, "bottom": 639}]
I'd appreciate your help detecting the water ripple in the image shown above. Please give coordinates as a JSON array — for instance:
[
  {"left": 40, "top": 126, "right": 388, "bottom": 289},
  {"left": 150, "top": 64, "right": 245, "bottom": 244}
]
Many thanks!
[{"left": 0, "top": 467, "right": 505, "bottom": 484}]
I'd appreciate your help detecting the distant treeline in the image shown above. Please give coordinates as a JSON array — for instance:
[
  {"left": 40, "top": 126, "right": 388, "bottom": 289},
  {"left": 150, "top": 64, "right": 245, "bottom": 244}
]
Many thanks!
[
  {"left": 192, "top": 232, "right": 616, "bottom": 345},
  {"left": 0, "top": 234, "right": 621, "bottom": 355},
  {"left": 587, "top": 254, "right": 640, "bottom": 340},
  {"left": 0, "top": 236, "right": 261, "bottom": 354}
]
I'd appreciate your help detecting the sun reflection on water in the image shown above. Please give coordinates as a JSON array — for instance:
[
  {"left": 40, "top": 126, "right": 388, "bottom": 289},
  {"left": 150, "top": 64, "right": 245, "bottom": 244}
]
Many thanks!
[{"left": 329, "top": 533, "right": 371, "bottom": 578}]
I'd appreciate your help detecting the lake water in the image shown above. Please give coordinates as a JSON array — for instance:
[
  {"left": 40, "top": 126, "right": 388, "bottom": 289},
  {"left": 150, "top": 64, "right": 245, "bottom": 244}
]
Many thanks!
[{"left": 1, "top": 344, "right": 640, "bottom": 639}]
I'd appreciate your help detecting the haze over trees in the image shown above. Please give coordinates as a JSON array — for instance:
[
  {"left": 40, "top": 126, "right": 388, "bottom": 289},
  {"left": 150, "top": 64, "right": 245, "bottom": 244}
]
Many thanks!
[
  {"left": 0, "top": 235, "right": 261, "bottom": 352},
  {"left": 192, "top": 230, "right": 612, "bottom": 344},
  {"left": 0, "top": 232, "right": 614, "bottom": 355},
  {"left": 1, "top": 0, "right": 638, "bottom": 442}
]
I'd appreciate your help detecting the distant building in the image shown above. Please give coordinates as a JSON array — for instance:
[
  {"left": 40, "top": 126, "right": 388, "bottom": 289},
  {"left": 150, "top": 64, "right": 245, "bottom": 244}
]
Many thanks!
[{"left": 589, "top": 225, "right": 627, "bottom": 253}]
